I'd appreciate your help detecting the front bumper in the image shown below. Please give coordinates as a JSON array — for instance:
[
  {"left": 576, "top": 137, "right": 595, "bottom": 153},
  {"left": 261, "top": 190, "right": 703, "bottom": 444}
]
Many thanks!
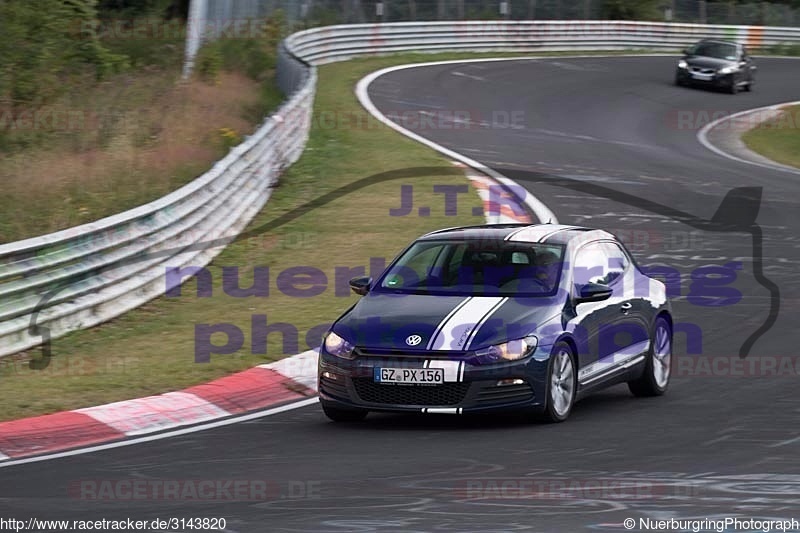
[
  {"left": 318, "top": 348, "right": 551, "bottom": 414},
  {"left": 676, "top": 68, "right": 735, "bottom": 88}
]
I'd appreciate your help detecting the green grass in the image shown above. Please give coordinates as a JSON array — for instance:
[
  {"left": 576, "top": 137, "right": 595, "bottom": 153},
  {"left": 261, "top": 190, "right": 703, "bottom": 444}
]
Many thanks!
[
  {"left": 0, "top": 26, "right": 285, "bottom": 244},
  {"left": 742, "top": 104, "right": 800, "bottom": 169}
]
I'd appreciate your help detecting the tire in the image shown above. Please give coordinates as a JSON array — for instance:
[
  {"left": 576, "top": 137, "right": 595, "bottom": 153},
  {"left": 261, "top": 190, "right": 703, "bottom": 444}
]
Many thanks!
[
  {"left": 321, "top": 402, "right": 368, "bottom": 422},
  {"left": 628, "top": 316, "right": 672, "bottom": 397},
  {"left": 744, "top": 80, "right": 753, "bottom": 92},
  {"left": 540, "top": 342, "right": 577, "bottom": 423},
  {"left": 674, "top": 73, "right": 684, "bottom": 87},
  {"left": 728, "top": 79, "right": 738, "bottom": 94}
]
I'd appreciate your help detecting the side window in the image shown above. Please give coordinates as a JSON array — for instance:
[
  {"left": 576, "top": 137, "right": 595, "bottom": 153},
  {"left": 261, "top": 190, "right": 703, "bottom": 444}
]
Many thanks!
[
  {"left": 601, "top": 242, "right": 629, "bottom": 285},
  {"left": 573, "top": 243, "right": 609, "bottom": 286},
  {"left": 573, "top": 242, "right": 629, "bottom": 288}
]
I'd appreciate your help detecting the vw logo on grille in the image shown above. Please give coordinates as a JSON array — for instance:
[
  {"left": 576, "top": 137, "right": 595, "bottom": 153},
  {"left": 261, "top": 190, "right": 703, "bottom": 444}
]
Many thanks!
[{"left": 405, "top": 334, "right": 423, "bottom": 346}]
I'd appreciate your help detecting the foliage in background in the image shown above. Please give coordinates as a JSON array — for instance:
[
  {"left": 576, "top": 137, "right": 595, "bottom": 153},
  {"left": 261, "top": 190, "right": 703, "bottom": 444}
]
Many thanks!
[
  {"left": 194, "top": 11, "right": 286, "bottom": 118},
  {"left": 601, "top": 0, "right": 661, "bottom": 20},
  {"left": 0, "top": 0, "right": 127, "bottom": 108}
]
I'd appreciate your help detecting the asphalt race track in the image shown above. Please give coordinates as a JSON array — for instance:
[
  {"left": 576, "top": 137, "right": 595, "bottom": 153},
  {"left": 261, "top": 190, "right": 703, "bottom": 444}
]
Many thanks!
[{"left": 2, "top": 56, "right": 800, "bottom": 532}]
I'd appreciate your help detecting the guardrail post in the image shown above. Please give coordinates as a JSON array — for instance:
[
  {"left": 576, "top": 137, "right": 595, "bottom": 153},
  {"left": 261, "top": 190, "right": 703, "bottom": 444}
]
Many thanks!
[
  {"left": 437, "top": 0, "right": 445, "bottom": 20},
  {"left": 528, "top": 0, "right": 536, "bottom": 18},
  {"left": 699, "top": 0, "right": 707, "bottom": 23},
  {"left": 408, "top": 0, "right": 416, "bottom": 20}
]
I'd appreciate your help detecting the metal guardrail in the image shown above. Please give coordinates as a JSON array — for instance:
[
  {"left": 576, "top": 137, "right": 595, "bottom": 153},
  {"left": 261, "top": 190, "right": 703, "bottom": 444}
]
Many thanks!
[
  {"left": 287, "top": 21, "right": 800, "bottom": 65},
  {"left": 3, "top": 20, "right": 799, "bottom": 358},
  {"left": 0, "top": 51, "right": 314, "bottom": 358}
]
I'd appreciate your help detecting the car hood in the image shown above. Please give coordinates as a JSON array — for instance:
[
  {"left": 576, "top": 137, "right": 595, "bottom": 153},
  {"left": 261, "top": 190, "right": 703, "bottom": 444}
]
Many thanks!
[
  {"left": 685, "top": 56, "right": 736, "bottom": 69},
  {"left": 332, "top": 292, "right": 564, "bottom": 352}
]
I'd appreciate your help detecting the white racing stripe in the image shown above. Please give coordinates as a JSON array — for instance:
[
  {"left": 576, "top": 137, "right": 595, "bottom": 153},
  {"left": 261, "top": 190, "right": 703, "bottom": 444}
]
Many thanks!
[
  {"left": 464, "top": 297, "right": 508, "bottom": 350},
  {"left": 422, "top": 408, "right": 463, "bottom": 414},
  {"left": 429, "top": 296, "right": 507, "bottom": 351},
  {"left": 426, "top": 297, "right": 472, "bottom": 350},
  {"left": 578, "top": 341, "right": 650, "bottom": 384},
  {"left": 505, "top": 224, "right": 580, "bottom": 242}
]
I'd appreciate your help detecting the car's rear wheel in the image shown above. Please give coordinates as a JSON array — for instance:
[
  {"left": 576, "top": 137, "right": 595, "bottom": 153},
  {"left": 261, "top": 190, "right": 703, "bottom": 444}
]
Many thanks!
[
  {"left": 628, "top": 316, "right": 672, "bottom": 397},
  {"left": 540, "top": 342, "right": 576, "bottom": 423},
  {"left": 321, "top": 401, "right": 368, "bottom": 422},
  {"left": 728, "top": 79, "right": 739, "bottom": 94}
]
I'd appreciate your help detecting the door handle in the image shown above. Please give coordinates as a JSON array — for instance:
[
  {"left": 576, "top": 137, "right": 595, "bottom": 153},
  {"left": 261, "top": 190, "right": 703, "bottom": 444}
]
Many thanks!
[{"left": 620, "top": 302, "right": 632, "bottom": 312}]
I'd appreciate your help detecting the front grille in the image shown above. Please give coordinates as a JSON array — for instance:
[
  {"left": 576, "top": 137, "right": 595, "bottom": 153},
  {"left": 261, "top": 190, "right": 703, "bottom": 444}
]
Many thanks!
[
  {"left": 353, "top": 379, "right": 469, "bottom": 406},
  {"left": 690, "top": 66, "right": 715, "bottom": 74},
  {"left": 475, "top": 383, "right": 534, "bottom": 405},
  {"left": 355, "top": 347, "right": 468, "bottom": 359},
  {"left": 319, "top": 375, "right": 349, "bottom": 400}
]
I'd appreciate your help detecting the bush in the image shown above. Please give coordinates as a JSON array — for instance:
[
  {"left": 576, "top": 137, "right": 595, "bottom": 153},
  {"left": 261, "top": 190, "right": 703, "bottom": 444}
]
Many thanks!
[
  {"left": 195, "top": 12, "right": 287, "bottom": 84},
  {"left": 0, "top": 0, "right": 127, "bottom": 106}
]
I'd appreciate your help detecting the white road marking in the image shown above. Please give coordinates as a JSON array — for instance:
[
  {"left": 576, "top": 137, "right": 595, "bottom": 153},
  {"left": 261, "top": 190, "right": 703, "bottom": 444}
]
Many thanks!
[
  {"left": 697, "top": 100, "right": 800, "bottom": 176},
  {"left": 452, "top": 70, "right": 486, "bottom": 81},
  {"left": 355, "top": 58, "right": 560, "bottom": 225}
]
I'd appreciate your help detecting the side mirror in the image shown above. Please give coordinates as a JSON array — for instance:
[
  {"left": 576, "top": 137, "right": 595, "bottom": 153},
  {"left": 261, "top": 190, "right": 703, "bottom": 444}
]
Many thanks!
[
  {"left": 349, "top": 276, "right": 372, "bottom": 296},
  {"left": 576, "top": 282, "right": 613, "bottom": 304}
]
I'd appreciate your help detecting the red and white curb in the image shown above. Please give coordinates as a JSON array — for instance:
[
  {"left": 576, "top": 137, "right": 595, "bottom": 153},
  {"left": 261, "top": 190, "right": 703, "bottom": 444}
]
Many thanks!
[{"left": 0, "top": 351, "right": 319, "bottom": 462}]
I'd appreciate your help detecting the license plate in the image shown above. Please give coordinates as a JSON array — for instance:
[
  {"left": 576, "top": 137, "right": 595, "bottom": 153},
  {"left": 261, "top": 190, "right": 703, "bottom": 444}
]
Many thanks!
[{"left": 374, "top": 367, "right": 444, "bottom": 385}]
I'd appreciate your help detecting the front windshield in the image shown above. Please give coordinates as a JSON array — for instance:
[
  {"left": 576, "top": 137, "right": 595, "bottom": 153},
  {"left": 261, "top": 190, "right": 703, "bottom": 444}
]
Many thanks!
[
  {"left": 688, "top": 41, "right": 738, "bottom": 61},
  {"left": 377, "top": 239, "right": 565, "bottom": 296}
]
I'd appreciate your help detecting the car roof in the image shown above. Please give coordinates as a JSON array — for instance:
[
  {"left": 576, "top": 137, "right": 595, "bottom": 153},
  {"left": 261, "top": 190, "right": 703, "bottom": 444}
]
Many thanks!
[{"left": 418, "top": 223, "right": 616, "bottom": 245}]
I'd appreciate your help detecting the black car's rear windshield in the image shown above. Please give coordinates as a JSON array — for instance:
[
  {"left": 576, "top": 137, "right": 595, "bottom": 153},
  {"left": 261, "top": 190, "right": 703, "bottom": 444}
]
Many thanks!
[
  {"left": 688, "top": 41, "right": 737, "bottom": 61},
  {"left": 375, "top": 239, "right": 565, "bottom": 296}
]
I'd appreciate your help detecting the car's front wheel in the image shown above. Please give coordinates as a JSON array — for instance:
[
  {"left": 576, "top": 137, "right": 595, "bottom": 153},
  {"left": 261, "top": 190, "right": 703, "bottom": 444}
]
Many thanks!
[
  {"left": 628, "top": 316, "right": 672, "bottom": 397},
  {"left": 321, "top": 401, "right": 368, "bottom": 422},
  {"left": 540, "top": 342, "right": 577, "bottom": 423}
]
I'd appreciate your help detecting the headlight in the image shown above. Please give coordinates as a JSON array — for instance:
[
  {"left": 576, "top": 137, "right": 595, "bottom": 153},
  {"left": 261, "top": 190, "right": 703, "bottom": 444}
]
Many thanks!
[
  {"left": 718, "top": 65, "right": 737, "bottom": 75},
  {"left": 323, "top": 331, "right": 355, "bottom": 359},
  {"left": 473, "top": 336, "right": 538, "bottom": 365},
  {"left": 677, "top": 60, "right": 688, "bottom": 69}
]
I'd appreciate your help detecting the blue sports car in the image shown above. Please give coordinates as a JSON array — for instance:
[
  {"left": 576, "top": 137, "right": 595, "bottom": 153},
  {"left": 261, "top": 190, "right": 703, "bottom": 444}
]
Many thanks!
[{"left": 318, "top": 224, "right": 672, "bottom": 423}]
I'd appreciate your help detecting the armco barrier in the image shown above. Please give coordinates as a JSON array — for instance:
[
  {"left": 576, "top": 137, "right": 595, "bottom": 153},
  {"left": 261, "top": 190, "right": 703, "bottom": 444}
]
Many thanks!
[{"left": 3, "top": 21, "right": 799, "bottom": 358}]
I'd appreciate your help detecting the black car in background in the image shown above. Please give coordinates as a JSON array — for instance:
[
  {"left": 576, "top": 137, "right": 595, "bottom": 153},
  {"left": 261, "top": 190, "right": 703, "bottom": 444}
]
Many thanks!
[{"left": 675, "top": 39, "right": 756, "bottom": 93}]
